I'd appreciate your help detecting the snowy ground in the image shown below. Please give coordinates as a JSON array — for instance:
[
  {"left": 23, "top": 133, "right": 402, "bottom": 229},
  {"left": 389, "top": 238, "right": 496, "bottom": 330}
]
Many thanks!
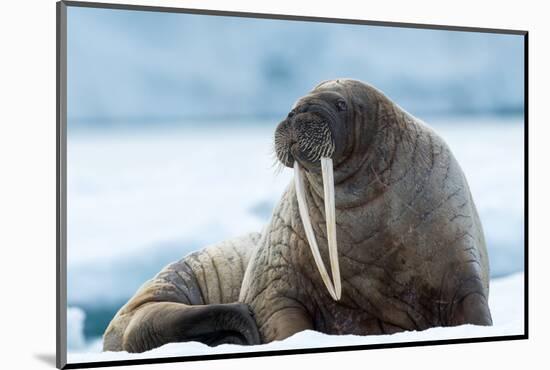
[
  {"left": 66, "top": 116, "right": 525, "bottom": 360},
  {"left": 67, "top": 272, "right": 524, "bottom": 364}
]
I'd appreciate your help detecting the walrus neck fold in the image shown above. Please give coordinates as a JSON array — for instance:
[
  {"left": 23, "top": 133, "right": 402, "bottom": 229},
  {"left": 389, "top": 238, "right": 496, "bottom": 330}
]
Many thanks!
[{"left": 294, "top": 158, "right": 341, "bottom": 301}]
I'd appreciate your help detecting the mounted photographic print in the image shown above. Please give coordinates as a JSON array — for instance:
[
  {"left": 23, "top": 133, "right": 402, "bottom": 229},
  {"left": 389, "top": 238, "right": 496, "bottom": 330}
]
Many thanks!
[{"left": 56, "top": 1, "right": 528, "bottom": 368}]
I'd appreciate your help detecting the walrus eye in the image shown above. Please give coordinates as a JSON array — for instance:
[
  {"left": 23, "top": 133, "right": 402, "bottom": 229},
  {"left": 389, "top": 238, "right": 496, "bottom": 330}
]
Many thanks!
[
  {"left": 287, "top": 110, "right": 296, "bottom": 118},
  {"left": 336, "top": 100, "right": 347, "bottom": 112}
]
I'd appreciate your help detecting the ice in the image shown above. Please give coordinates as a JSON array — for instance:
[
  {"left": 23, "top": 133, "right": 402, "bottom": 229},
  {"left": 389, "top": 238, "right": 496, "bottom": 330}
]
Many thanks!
[
  {"left": 67, "top": 307, "right": 87, "bottom": 350},
  {"left": 66, "top": 272, "right": 524, "bottom": 363}
]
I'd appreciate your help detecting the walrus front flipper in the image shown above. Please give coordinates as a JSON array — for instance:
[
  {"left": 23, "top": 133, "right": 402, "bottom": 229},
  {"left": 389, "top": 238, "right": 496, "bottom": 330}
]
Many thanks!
[
  {"left": 103, "top": 233, "right": 261, "bottom": 352},
  {"left": 259, "top": 305, "right": 314, "bottom": 342},
  {"left": 121, "top": 302, "right": 260, "bottom": 352},
  {"left": 450, "top": 292, "right": 492, "bottom": 327},
  {"left": 446, "top": 269, "right": 493, "bottom": 327}
]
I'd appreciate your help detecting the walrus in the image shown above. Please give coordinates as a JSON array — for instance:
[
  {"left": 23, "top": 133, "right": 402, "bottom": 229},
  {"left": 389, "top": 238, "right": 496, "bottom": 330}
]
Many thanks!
[{"left": 103, "top": 79, "right": 492, "bottom": 353}]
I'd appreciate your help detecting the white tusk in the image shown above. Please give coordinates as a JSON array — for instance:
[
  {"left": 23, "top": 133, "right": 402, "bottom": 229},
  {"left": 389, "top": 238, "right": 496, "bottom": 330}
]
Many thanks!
[
  {"left": 321, "top": 157, "right": 341, "bottom": 300},
  {"left": 294, "top": 160, "right": 340, "bottom": 301}
]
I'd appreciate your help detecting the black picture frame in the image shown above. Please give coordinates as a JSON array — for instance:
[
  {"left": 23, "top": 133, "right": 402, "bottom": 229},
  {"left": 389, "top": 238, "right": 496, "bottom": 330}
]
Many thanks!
[{"left": 56, "top": 1, "right": 529, "bottom": 368}]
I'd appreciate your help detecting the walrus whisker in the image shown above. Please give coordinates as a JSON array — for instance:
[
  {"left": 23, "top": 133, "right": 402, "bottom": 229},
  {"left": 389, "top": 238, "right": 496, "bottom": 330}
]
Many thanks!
[
  {"left": 294, "top": 160, "right": 340, "bottom": 301},
  {"left": 270, "top": 147, "right": 286, "bottom": 175},
  {"left": 273, "top": 160, "right": 286, "bottom": 176}
]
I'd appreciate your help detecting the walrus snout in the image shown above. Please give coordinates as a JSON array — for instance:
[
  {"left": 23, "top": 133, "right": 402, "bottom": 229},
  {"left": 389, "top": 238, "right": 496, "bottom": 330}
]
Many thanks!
[{"left": 274, "top": 110, "right": 335, "bottom": 169}]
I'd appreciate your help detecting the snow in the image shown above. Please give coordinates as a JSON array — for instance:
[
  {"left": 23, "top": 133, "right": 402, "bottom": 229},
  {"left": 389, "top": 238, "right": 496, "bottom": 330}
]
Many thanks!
[
  {"left": 66, "top": 272, "right": 524, "bottom": 364},
  {"left": 67, "top": 307, "right": 87, "bottom": 350}
]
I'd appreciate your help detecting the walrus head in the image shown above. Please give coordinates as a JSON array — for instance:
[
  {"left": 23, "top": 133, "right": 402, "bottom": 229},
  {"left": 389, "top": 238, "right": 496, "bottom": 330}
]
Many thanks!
[
  {"left": 275, "top": 79, "right": 381, "bottom": 176},
  {"left": 274, "top": 79, "right": 380, "bottom": 301},
  {"left": 274, "top": 82, "right": 352, "bottom": 170}
]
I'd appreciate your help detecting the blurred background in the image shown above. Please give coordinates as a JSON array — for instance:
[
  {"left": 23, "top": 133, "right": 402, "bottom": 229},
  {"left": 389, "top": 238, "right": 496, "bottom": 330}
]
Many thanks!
[{"left": 66, "top": 6, "right": 525, "bottom": 353}]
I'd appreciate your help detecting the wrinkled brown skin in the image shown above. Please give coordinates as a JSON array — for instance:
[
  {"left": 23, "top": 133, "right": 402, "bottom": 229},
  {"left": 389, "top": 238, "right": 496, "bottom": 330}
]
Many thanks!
[
  {"left": 103, "top": 79, "right": 491, "bottom": 352},
  {"left": 241, "top": 79, "right": 491, "bottom": 341}
]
